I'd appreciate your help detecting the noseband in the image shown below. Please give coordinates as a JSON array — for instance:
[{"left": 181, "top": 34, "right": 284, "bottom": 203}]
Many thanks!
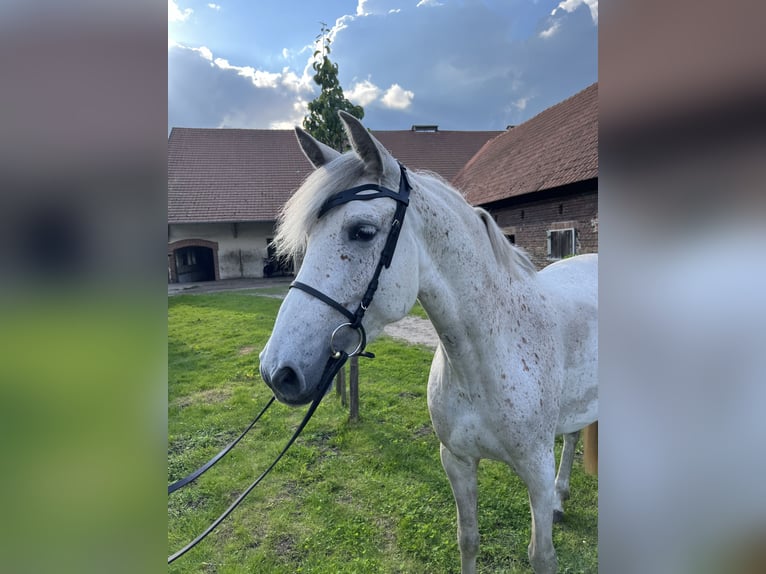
[{"left": 290, "top": 162, "right": 412, "bottom": 359}]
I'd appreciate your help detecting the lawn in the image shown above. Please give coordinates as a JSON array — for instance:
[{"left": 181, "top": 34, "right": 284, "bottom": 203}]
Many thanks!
[{"left": 168, "top": 291, "right": 598, "bottom": 573}]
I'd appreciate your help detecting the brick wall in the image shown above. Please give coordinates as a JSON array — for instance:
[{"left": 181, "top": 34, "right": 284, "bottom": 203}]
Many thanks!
[{"left": 485, "top": 189, "right": 598, "bottom": 270}]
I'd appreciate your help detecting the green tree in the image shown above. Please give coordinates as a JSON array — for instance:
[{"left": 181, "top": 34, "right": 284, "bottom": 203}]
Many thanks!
[{"left": 303, "top": 23, "right": 364, "bottom": 151}]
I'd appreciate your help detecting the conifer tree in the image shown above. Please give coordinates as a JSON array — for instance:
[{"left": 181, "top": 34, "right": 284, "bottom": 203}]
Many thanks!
[{"left": 303, "top": 23, "right": 364, "bottom": 151}]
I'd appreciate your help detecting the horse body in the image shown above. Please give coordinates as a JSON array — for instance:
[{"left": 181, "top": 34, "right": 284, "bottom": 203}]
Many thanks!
[
  {"left": 260, "top": 112, "right": 597, "bottom": 573},
  {"left": 412, "top": 182, "right": 596, "bottom": 573}
]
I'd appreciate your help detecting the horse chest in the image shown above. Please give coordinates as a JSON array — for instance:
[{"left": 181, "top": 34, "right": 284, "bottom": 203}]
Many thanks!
[{"left": 428, "top": 355, "right": 552, "bottom": 461}]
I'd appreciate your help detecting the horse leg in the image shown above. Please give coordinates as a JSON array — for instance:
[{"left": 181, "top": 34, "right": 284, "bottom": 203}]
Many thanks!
[
  {"left": 517, "top": 448, "right": 558, "bottom": 574},
  {"left": 440, "top": 444, "right": 479, "bottom": 574},
  {"left": 553, "top": 430, "right": 580, "bottom": 522}
]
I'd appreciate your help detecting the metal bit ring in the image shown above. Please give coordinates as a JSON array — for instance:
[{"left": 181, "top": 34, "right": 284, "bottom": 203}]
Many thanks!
[{"left": 330, "top": 322, "right": 366, "bottom": 358}]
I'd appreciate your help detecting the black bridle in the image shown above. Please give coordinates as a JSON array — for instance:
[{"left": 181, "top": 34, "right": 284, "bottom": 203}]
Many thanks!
[
  {"left": 291, "top": 162, "right": 412, "bottom": 359},
  {"left": 168, "top": 163, "right": 412, "bottom": 564}
]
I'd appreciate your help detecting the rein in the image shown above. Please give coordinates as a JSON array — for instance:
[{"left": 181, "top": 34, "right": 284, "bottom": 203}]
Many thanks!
[
  {"left": 168, "top": 162, "right": 412, "bottom": 564},
  {"left": 168, "top": 352, "right": 347, "bottom": 563},
  {"left": 167, "top": 396, "right": 275, "bottom": 495}
]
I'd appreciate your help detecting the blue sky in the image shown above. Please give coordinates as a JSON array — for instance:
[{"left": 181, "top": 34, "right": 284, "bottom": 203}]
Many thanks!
[{"left": 168, "top": 0, "right": 597, "bottom": 131}]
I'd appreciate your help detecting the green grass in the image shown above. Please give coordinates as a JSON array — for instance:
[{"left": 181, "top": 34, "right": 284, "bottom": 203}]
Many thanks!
[{"left": 168, "top": 292, "right": 598, "bottom": 573}]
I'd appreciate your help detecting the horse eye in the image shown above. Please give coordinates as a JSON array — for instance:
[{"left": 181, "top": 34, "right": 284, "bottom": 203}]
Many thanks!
[{"left": 349, "top": 224, "right": 377, "bottom": 242}]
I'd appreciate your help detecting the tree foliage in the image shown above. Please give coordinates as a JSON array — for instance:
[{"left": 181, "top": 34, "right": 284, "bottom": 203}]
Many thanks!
[{"left": 303, "top": 23, "right": 364, "bottom": 152}]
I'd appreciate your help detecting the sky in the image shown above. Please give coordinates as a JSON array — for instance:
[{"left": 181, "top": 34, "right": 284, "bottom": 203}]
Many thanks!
[{"left": 168, "top": 0, "right": 597, "bottom": 132}]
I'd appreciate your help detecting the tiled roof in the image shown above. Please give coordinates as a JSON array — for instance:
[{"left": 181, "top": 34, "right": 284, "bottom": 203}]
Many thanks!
[
  {"left": 168, "top": 127, "right": 502, "bottom": 224},
  {"left": 374, "top": 130, "right": 504, "bottom": 183},
  {"left": 168, "top": 128, "right": 312, "bottom": 224},
  {"left": 454, "top": 83, "right": 598, "bottom": 206}
]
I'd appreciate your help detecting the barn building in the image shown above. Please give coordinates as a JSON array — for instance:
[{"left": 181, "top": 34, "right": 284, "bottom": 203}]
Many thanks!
[
  {"left": 168, "top": 126, "right": 502, "bottom": 283},
  {"left": 453, "top": 82, "right": 598, "bottom": 269}
]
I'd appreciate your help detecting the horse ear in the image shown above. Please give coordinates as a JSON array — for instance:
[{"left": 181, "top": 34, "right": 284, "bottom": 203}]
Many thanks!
[
  {"left": 339, "top": 111, "right": 393, "bottom": 179},
  {"left": 295, "top": 126, "right": 341, "bottom": 168}
]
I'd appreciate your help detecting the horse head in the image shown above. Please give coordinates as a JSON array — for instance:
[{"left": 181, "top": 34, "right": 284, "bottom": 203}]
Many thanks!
[{"left": 259, "top": 112, "right": 421, "bottom": 405}]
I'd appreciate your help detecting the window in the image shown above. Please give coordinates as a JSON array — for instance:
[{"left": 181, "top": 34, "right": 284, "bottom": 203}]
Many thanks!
[{"left": 547, "top": 228, "right": 575, "bottom": 259}]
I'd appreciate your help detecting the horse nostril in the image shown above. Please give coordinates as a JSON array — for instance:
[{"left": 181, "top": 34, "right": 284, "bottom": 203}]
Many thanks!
[{"left": 272, "top": 366, "right": 301, "bottom": 392}]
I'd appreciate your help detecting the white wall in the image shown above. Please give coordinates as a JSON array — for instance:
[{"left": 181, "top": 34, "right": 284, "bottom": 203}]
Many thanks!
[{"left": 169, "top": 221, "right": 276, "bottom": 279}]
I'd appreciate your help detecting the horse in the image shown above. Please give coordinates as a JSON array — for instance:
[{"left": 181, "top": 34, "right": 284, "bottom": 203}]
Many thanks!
[{"left": 259, "top": 111, "right": 598, "bottom": 573}]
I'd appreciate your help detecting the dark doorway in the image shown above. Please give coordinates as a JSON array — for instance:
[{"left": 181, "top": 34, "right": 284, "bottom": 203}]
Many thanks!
[
  {"left": 175, "top": 246, "right": 215, "bottom": 283},
  {"left": 263, "top": 238, "right": 294, "bottom": 277}
]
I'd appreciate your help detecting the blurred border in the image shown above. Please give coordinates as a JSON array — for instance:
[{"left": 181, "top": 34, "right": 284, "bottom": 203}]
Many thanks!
[
  {"left": 0, "top": 3, "right": 167, "bottom": 573},
  {"left": 2, "top": 1, "right": 765, "bottom": 573},
  {"left": 601, "top": 1, "right": 766, "bottom": 572}
]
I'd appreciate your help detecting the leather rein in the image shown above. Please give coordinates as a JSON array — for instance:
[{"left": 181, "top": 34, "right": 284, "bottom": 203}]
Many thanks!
[{"left": 168, "top": 163, "right": 412, "bottom": 563}]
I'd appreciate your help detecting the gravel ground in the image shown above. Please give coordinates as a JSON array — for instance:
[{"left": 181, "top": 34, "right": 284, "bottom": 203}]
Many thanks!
[{"left": 383, "top": 315, "right": 439, "bottom": 349}]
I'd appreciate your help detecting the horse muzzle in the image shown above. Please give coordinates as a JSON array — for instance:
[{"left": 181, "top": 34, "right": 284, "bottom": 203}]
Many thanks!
[{"left": 260, "top": 361, "right": 316, "bottom": 406}]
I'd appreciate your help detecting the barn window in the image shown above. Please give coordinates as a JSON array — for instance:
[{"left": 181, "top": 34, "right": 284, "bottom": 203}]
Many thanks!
[{"left": 547, "top": 228, "right": 575, "bottom": 260}]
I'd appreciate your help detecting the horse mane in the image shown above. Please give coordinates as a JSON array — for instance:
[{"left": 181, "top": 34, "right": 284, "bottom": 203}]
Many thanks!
[
  {"left": 409, "top": 170, "right": 536, "bottom": 280},
  {"left": 405, "top": 170, "right": 536, "bottom": 281},
  {"left": 274, "top": 153, "right": 366, "bottom": 260},
  {"left": 474, "top": 207, "right": 537, "bottom": 280}
]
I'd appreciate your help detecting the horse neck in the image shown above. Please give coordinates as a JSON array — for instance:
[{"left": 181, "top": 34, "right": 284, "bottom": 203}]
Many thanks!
[{"left": 412, "top": 179, "right": 538, "bottom": 362}]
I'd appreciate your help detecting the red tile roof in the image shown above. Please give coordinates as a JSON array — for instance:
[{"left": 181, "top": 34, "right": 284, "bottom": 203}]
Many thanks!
[
  {"left": 168, "top": 127, "right": 502, "bottom": 224},
  {"left": 454, "top": 83, "right": 598, "bottom": 206},
  {"left": 373, "top": 129, "right": 504, "bottom": 183},
  {"left": 168, "top": 128, "right": 311, "bottom": 224}
]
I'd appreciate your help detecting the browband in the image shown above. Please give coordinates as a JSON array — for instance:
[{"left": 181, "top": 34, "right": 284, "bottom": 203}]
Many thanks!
[{"left": 317, "top": 163, "right": 411, "bottom": 219}]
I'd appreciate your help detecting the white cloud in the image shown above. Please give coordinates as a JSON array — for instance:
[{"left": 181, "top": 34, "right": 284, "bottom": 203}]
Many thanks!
[
  {"left": 207, "top": 3, "right": 221, "bottom": 10},
  {"left": 381, "top": 84, "right": 414, "bottom": 109},
  {"left": 512, "top": 97, "right": 530, "bottom": 111},
  {"left": 416, "top": 0, "right": 444, "bottom": 7},
  {"left": 280, "top": 68, "right": 312, "bottom": 93},
  {"left": 169, "top": 43, "right": 317, "bottom": 130},
  {"left": 356, "top": 0, "right": 386, "bottom": 16},
  {"left": 213, "top": 58, "right": 282, "bottom": 88},
  {"left": 269, "top": 100, "right": 309, "bottom": 129},
  {"left": 347, "top": 79, "right": 382, "bottom": 106},
  {"left": 552, "top": 0, "right": 598, "bottom": 24},
  {"left": 168, "top": 0, "right": 192, "bottom": 22},
  {"left": 539, "top": 21, "right": 561, "bottom": 38},
  {"left": 196, "top": 46, "right": 213, "bottom": 61}
]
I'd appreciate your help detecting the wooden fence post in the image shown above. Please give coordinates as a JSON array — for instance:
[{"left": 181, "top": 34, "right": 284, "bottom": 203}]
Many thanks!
[
  {"left": 349, "top": 355, "right": 359, "bottom": 422},
  {"left": 582, "top": 421, "right": 598, "bottom": 475}
]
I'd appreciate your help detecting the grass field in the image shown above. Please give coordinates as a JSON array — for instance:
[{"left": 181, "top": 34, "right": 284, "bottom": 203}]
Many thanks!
[{"left": 168, "top": 290, "right": 597, "bottom": 573}]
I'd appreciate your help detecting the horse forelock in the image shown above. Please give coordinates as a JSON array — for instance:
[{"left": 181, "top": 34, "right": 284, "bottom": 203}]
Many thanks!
[{"left": 274, "top": 153, "right": 366, "bottom": 260}]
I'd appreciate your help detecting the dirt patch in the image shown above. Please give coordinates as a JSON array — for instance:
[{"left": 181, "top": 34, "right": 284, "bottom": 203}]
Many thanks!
[
  {"left": 238, "top": 345, "right": 256, "bottom": 355},
  {"left": 172, "top": 386, "right": 234, "bottom": 408},
  {"left": 383, "top": 316, "right": 438, "bottom": 349}
]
